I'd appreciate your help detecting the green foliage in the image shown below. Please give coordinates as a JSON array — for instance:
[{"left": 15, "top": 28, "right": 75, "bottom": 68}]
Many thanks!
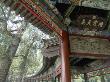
[
  {"left": 0, "top": 3, "right": 48, "bottom": 82},
  {"left": 8, "top": 23, "right": 46, "bottom": 81},
  {"left": 0, "top": 33, "right": 12, "bottom": 57}
]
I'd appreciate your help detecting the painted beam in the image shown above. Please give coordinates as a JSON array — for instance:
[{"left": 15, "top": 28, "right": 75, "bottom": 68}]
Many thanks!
[
  {"left": 19, "top": 0, "right": 63, "bottom": 37},
  {"left": 69, "top": 34, "right": 110, "bottom": 59}
]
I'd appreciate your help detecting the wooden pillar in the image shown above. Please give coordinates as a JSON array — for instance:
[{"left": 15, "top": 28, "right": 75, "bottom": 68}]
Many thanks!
[{"left": 61, "top": 31, "right": 71, "bottom": 82}]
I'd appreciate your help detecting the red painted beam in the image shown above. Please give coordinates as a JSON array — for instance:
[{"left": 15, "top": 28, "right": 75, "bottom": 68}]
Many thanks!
[
  {"left": 29, "top": 0, "right": 63, "bottom": 27},
  {"left": 55, "top": 65, "right": 61, "bottom": 76},
  {"left": 19, "top": 0, "right": 63, "bottom": 38}
]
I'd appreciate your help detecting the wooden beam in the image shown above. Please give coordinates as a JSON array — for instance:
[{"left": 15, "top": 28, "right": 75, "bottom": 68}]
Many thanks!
[
  {"left": 69, "top": 33, "right": 110, "bottom": 40},
  {"left": 70, "top": 52, "right": 110, "bottom": 59},
  {"left": 19, "top": 0, "right": 63, "bottom": 38}
]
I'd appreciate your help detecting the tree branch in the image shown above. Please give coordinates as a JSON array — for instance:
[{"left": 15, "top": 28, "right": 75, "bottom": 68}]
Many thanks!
[
  {"left": 7, "top": 8, "right": 11, "bottom": 20},
  {"left": 0, "top": 18, "right": 6, "bottom": 22},
  {"left": 11, "top": 20, "right": 23, "bottom": 24},
  {"left": 0, "top": 5, "right": 7, "bottom": 20}
]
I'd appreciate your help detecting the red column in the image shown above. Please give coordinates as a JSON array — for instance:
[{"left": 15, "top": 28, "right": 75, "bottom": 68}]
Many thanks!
[{"left": 60, "top": 31, "right": 71, "bottom": 82}]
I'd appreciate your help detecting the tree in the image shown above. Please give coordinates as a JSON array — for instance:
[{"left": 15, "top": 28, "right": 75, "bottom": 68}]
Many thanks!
[
  {"left": 0, "top": 4, "right": 26, "bottom": 82},
  {"left": 0, "top": 3, "right": 51, "bottom": 82}
]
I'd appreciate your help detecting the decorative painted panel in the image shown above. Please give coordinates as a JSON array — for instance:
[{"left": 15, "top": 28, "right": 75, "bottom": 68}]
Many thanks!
[
  {"left": 68, "top": 6, "right": 109, "bottom": 37},
  {"left": 69, "top": 35, "right": 110, "bottom": 56},
  {"left": 86, "top": 60, "right": 110, "bottom": 78},
  {"left": 87, "top": 67, "right": 110, "bottom": 78},
  {"left": 77, "top": 15, "right": 107, "bottom": 31}
]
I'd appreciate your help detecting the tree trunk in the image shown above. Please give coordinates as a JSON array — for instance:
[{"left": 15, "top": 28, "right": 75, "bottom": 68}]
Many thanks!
[
  {"left": 0, "top": 57, "right": 12, "bottom": 82},
  {"left": 0, "top": 37, "right": 20, "bottom": 82},
  {"left": 19, "top": 41, "right": 34, "bottom": 82}
]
